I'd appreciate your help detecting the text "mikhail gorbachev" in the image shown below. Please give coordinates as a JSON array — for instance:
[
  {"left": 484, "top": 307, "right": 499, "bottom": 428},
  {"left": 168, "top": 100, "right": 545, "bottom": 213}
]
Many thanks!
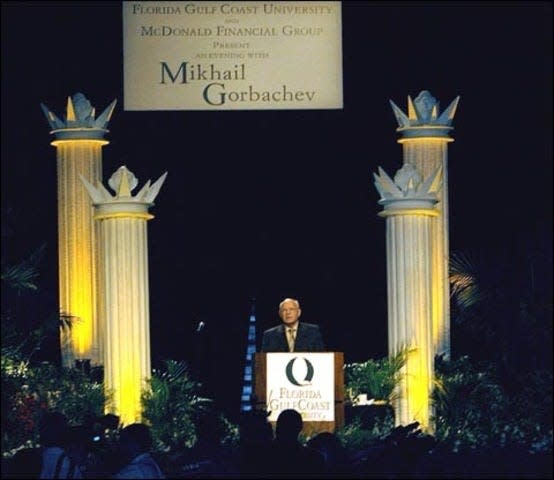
[{"left": 160, "top": 61, "right": 316, "bottom": 106}]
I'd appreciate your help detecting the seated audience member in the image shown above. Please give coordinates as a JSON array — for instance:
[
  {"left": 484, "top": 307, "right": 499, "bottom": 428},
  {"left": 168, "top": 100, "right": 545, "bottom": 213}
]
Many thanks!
[
  {"left": 307, "top": 431, "right": 352, "bottom": 476},
  {"left": 265, "top": 409, "right": 325, "bottom": 476},
  {"left": 38, "top": 411, "right": 83, "bottom": 479},
  {"left": 236, "top": 410, "right": 274, "bottom": 475},
  {"left": 64, "top": 425, "right": 94, "bottom": 478},
  {"left": 179, "top": 411, "right": 237, "bottom": 477},
  {"left": 5, "top": 447, "right": 42, "bottom": 479},
  {"left": 112, "top": 423, "right": 164, "bottom": 479}
]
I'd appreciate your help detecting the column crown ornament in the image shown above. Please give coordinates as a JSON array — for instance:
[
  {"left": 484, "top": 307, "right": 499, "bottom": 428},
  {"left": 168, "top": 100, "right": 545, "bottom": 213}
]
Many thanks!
[
  {"left": 80, "top": 165, "right": 167, "bottom": 219},
  {"left": 390, "top": 90, "right": 460, "bottom": 139},
  {"left": 41, "top": 92, "right": 117, "bottom": 141},
  {"left": 374, "top": 163, "right": 441, "bottom": 216}
]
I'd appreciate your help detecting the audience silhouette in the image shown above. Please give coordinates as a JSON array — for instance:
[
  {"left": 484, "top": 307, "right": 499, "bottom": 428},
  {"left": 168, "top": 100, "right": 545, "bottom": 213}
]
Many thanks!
[
  {"left": 38, "top": 411, "right": 84, "bottom": 479},
  {"left": 355, "top": 421, "right": 437, "bottom": 477},
  {"left": 4, "top": 408, "right": 552, "bottom": 479},
  {"left": 307, "top": 431, "right": 352, "bottom": 476},
  {"left": 264, "top": 409, "right": 325, "bottom": 477},
  {"left": 4, "top": 446, "right": 42, "bottom": 479},
  {"left": 112, "top": 423, "right": 164, "bottom": 479},
  {"left": 236, "top": 410, "right": 274, "bottom": 476},
  {"left": 179, "top": 411, "right": 237, "bottom": 477}
]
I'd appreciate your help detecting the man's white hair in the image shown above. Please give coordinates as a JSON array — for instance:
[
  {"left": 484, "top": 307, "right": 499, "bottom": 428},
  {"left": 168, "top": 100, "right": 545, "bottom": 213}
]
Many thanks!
[{"left": 279, "top": 298, "right": 300, "bottom": 310}]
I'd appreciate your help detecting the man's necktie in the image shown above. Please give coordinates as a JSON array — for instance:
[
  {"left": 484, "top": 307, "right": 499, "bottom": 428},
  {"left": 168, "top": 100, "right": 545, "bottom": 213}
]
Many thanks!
[{"left": 287, "top": 328, "right": 296, "bottom": 352}]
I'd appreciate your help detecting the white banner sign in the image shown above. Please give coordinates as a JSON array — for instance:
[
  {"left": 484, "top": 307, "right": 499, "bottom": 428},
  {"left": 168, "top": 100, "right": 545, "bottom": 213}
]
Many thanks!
[
  {"left": 266, "top": 352, "right": 334, "bottom": 422},
  {"left": 123, "top": 1, "right": 343, "bottom": 110}
]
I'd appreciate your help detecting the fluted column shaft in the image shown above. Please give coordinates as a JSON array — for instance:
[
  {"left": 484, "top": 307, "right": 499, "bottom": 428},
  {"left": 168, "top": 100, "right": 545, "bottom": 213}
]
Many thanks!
[
  {"left": 54, "top": 139, "right": 106, "bottom": 367},
  {"left": 97, "top": 213, "right": 152, "bottom": 425},
  {"left": 374, "top": 159, "right": 442, "bottom": 432},
  {"left": 383, "top": 209, "right": 436, "bottom": 429},
  {"left": 401, "top": 138, "right": 451, "bottom": 359}
]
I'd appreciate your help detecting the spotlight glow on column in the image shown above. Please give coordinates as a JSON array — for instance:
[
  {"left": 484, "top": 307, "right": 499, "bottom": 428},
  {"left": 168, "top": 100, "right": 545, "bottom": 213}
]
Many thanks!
[
  {"left": 390, "top": 91, "right": 460, "bottom": 360},
  {"left": 41, "top": 93, "right": 117, "bottom": 367},
  {"left": 374, "top": 163, "right": 441, "bottom": 431},
  {"left": 82, "top": 166, "right": 167, "bottom": 425}
]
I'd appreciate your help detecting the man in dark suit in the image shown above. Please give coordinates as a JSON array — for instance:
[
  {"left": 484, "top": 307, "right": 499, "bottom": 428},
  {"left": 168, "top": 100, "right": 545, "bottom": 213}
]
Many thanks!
[{"left": 261, "top": 298, "right": 325, "bottom": 352}]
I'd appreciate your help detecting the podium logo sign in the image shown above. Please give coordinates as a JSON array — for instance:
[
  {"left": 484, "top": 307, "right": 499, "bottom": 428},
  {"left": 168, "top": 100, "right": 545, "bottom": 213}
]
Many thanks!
[
  {"left": 123, "top": 1, "right": 343, "bottom": 110},
  {"left": 266, "top": 353, "right": 334, "bottom": 422},
  {"left": 286, "top": 357, "right": 314, "bottom": 386}
]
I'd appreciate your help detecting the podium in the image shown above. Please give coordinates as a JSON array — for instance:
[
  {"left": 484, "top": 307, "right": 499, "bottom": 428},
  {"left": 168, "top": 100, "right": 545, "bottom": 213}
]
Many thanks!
[{"left": 254, "top": 352, "right": 344, "bottom": 436}]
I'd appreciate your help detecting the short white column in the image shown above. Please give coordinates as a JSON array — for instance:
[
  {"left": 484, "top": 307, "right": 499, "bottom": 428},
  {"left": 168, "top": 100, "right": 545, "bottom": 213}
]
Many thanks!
[
  {"left": 374, "top": 163, "right": 440, "bottom": 431},
  {"left": 82, "top": 165, "right": 167, "bottom": 425}
]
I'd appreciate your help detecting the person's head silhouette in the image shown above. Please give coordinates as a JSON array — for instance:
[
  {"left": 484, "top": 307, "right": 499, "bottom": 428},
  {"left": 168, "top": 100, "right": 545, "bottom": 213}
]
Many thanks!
[
  {"left": 275, "top": 409, "right": 303, "bottom": 443},
  {"left": 119, "top": 423, "right": 152, "bottom": 459},
  {"left": 39, "top": 411, "right": 68, "bottom": 447}
]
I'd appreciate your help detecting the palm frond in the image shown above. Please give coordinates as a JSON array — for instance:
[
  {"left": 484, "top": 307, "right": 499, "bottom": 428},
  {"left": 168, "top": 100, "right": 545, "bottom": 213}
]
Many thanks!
[
  {"left": 449, "top": 251, "right": 481, "bottom": 309},
  {"left": 1, "top": 244, "right": 46, "bottom": 293},
  {"left": 344, "top": 350, "right": 406, "bottom": 402}
]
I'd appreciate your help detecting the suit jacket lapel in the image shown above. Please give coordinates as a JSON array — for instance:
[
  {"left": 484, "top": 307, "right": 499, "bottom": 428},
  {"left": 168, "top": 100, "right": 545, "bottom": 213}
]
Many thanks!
[
  {"left": 295, "top": 323, "right": 304, "bottom": 351},
  {"left": 279, "top": 324, "right": 288, "bottom": 351}
]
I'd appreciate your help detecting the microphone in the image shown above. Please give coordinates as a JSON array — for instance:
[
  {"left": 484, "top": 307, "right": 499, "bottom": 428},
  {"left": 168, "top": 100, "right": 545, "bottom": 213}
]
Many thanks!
[{"left": 196, "top": 321, "right": 205, "bottom": 333}]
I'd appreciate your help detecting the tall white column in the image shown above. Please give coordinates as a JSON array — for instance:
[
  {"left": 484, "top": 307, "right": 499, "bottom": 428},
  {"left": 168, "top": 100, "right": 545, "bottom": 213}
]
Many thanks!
[
  {"left": 374, "top": 163, "right": 441, "bottom": 431},
  {"left": 41, "top": 93, "right": 116, "bottom": 367},
  {"left": 82, "top": 166, "right": 167, "bottom": 425},
  {"left": 390, "top": 91, "right": 460, "bottom": 360}
]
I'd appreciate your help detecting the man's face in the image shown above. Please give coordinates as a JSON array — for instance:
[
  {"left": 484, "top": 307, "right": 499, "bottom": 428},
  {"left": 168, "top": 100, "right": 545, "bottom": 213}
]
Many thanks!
[{"left": 279, "top": 301, "right": 301, "bottom": 326}]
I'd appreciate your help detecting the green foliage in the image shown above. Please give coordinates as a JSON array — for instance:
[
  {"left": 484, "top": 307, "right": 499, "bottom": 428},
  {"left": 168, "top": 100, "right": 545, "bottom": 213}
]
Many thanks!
[
  {"left": 344, "top": 350, "right": 406, "bottom": 403},
  {"left": 432, "top": 355, "right": 504, "bottom": 451},
  {"left": 31, "top": 363, "right": 109, "bottom": 424},
  {"left": 218, "top": 415, "right": 240, "bottom": 449},
  {"left": 141, "top": 360, "right": 214, "bottom": 452},
  {"left": 1, "top": 244, "right": 45, "bottom": 293},
  {"left": 503, "top": 369, "right": 553, "bottom": 453},
  {"left": 343, "top": 350, "right": 552, "bottom": 454},
  {"left": 1, "top": 244, "right": 46, "bottom": 356},
  {"left": 1, "top": 350, "right": 109, "bottom": 456},
  {"left": 1, "top": 241, "right": 109, "bottom": 457},
  {"left": 449, "top": 244, "right": 552, "bottom": 375},
  {"left": 336, "top": 414, "right": 394, "bottom": 451},
  {"left": 447, "top": 243, "right": 553, "bottom": 453},
  {"left": 432, "top": 355, "right": 553, "bottom": 453},
  {"left": 341, "top": 351, "right": 403, "bottom": 451},
  {"left": 1, "top": 243, "right": 72, "bottom": 363}
]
